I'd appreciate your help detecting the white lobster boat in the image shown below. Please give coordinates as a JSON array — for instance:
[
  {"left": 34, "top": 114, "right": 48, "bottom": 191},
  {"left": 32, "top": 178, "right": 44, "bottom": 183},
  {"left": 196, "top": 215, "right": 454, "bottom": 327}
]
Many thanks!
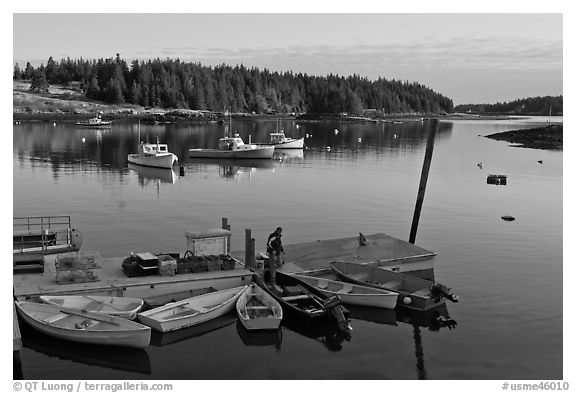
[
  {"left": 257, "top": 131, "right": 304, "bottom": 149},
  {"left": 137, "top": 285, "right": 248, "bottom": 332},
  {"left": 236, "top": 283, "right": 283, "bottom": 330},
  {"left": 128, "top": 138, "right": 178, "bottom": 169},
  {"left": 189, "top": 135, "right": 274, "bottom": 159},
  {"left": 39, "top": 295, "right": 144, "bottom": 320},
  {"left": 15, "top": 301, "right": 151, "bottom": 348},
  {"left": 291, "top": 274, "right": 398, "bottom": 309}
]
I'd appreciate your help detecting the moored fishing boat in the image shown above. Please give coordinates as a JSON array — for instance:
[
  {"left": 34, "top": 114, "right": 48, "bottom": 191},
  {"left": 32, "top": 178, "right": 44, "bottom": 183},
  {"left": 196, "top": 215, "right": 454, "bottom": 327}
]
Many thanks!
[
  {"left": 127, "top": 138, "right": 178, "bottom": 169},
  {"left": 137, "top": 285, "right": 248, "bottom": 332},
  {"left": 290, "top": 274, "right": 398, "bottom": 309},
  {"left": 39, "top": 295, "right": 144, "bottom": 320},
  {"left": 330, "top": 261, "right": 458, "bottom": 311},
  {"left": 75, "top": 115, "right": 112, "bottom": 128},
  {"left": 15, "top": 301, "right": 151, "bottom": 348},
  {"left": 188, "top": 134, "right": 274, "bottom": 159},
  {"left": 236, "top": 283, "right": 282, "bottom": 330},
  {"left": 256, "top": 130, "right": 304, "bottom": 149}
]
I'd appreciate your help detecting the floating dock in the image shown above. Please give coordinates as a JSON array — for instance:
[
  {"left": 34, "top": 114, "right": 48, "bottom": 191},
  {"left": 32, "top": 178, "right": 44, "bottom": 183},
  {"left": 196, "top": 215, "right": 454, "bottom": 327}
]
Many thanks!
[
  {"left": 13, "top": 254, "right": 253, "bottom": 301},
  {"left": 233, "top": 232, "right": 437, "bottom": 279}
]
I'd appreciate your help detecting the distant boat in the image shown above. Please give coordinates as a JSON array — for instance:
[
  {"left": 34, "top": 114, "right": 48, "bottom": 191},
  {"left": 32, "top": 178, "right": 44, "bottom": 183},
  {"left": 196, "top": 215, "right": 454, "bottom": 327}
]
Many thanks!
[
  {"left": 188, "top": 134, "right": 274, "bottom": 159},
  {"left": 256, "top": 130, "right": 304, "bottom": 149},
  {"left": 39, "top": 295, "right": 144, "bottom": 320},
  {"left": 236, "top": 283, "right": 283, "bottom": 331},
  {"left": 330, "top": 261, "right": 458, "bottom": 311},
  {"left": 137, "top": 285, "right": 248, "bottom": 333},
  {"left": 15, "top": 301, "right": 151, "bottom": 348},
  {"left": 290, "top": 274, "right": 398, "bottom": 309},
  {"left": 128, "top": 138, "right": 178, "bottom": 169},
  {"left": 75, "top": 115, "right": 112, "bottom": 128}
]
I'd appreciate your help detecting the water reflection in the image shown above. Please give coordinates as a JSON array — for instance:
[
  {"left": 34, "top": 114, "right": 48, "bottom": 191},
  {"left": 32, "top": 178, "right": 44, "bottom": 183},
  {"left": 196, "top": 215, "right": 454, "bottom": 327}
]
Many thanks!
[
  {"left": 128, "top": 163, "right": 178, "bottom": 186},
  {"left": 187, "top": 158, "right": 274, "bottom": 180},
  {"left": 235, "top": 321, "right": 282, "bottom": 349},
  {"left": 13, "top": 120, "right": 453, "bottom": 174},
  {"left": 20, "top": 322, "right": 151, "bottom": 375},
  {"left": 282, "top": 318, "right": 350, "bottom": 352}
]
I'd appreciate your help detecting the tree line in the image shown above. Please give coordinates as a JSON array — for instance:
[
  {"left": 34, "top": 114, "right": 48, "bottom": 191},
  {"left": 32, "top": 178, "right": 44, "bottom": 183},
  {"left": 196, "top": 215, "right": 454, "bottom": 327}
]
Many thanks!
[
  {"left": 455, "top": 96, "right": 563, "bottom": 116},
  {"left": 13, "top": 54, "right": 454, "bottom": 115}
]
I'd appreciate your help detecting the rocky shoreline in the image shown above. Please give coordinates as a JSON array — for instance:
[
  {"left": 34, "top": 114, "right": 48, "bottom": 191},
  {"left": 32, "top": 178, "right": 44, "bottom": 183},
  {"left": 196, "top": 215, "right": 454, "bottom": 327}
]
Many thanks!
[{"left": 484, "top": 124, "right": 563, "bottom": 150}]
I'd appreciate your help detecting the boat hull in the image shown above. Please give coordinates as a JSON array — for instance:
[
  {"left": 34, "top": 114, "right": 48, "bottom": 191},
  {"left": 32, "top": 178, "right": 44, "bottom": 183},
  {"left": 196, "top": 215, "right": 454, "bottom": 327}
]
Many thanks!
[
  {"left": 188, "top": 147, "right": 274, "bottom": 159},
  {"left": 291, "top": 274, "right": 398, "bottom": 309},
  {"left": 127, "top": 153, "right": 177, "bottom": 169},
  {"left": 256, "top": 138, "right": 304, "bottom": 149},
  {"left": 137, "top": 285, "right": 247, "bottom": 332},
  {"left": 330, "top": 261, "right": 445, "bottom": 311},
  {"left": 39, "top": 295, "right": 144, "bottom": 320},
  {"left": 236, "top": 284, "right": 282, "bottom": 330},
  {"left": 15, "top": 301, "right": 151, "bottom": 348}
]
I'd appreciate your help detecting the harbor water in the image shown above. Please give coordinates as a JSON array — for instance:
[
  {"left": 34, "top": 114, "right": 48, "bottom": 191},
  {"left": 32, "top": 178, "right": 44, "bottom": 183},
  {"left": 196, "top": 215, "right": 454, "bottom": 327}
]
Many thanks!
[{"left": 12, "top": 116, "right": 563, "bottom": 379}]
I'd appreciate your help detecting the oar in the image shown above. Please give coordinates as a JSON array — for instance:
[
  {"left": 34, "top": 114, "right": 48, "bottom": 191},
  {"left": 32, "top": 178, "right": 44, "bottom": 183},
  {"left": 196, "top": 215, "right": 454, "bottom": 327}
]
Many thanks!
[{"left": 55, "top": 306, "right": 121, "bottom": 326}]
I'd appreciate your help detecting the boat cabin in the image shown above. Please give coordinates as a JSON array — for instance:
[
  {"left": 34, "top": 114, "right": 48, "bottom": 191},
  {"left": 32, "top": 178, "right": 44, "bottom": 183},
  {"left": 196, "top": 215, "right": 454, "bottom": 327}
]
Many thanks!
[
  {"left": 218, "top": 135, "right": 247, "bottom": 151},
  {"left": 139, "top": 142, "right": 170, "bottom": 154},
  {"left": 269, "top": 131, "right": 288, "bottom": 143}
]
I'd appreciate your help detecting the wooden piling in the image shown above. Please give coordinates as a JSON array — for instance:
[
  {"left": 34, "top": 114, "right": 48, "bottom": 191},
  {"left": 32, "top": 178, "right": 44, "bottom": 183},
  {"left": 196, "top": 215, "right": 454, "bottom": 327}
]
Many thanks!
[
  {"left": 247, "top": 238, "right": 256, "bottom": 271},
  {"left": 409, "top": 119, "right": 438, "bottom": 244},
  {"left": 245, "top": 229, "right": 252, "bottom": 269},
  {"left": 221, "top": 218, "right": 231, "bottom": 252}
]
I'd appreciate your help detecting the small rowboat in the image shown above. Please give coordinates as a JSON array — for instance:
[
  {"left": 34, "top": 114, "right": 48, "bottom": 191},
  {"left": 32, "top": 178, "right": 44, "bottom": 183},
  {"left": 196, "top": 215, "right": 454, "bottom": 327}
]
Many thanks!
[
  {"left": 15, "top": 301, "right": 151, "bottom": 348},
  {"left": 137, "top": 285, "right": 248, "bottom": 333},
  {"left": 39, "top": 295, "right": 144, "bottom": 320},
  {"left": 254, "top": 271, "right": 352, "bottom": 336},
  {"left": 236, "top": 283, "right": 282, "bottom": 330},
  {"left": 290, "top": 274, "right": 398, "bottom": 309},
  {"left": 330, "top": 261, "right": 458, "bottom": 311}
]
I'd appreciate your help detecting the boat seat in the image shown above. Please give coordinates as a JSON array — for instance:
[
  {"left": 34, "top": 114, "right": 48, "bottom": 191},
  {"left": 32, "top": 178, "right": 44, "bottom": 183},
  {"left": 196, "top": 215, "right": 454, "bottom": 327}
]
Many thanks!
[
  {"left": 84, "top": 301, "right": 103, "bottom": 311},
  {"left": 246, "top": 306, "right": 270, "bottom": 310},
  {"left": 314, "top": 281, "right": 329, "bottom": 289},
  {"left": 337, "top": 284, "right": 354, "bottom": 294},
  {"left": 381, "top": 281, "right": 403, "bottom": 290},
  {"left": 45, "top": 314, "right": 67, "bottom": 323},
  {"left": 163, "top": 308, "right": 200, "bottom": 320},
  {"left": 411, "top": 289, "right": 431, "bottom": 297},
  {"left": 282, "top": 294, "right": 309, "bottom": 302}
]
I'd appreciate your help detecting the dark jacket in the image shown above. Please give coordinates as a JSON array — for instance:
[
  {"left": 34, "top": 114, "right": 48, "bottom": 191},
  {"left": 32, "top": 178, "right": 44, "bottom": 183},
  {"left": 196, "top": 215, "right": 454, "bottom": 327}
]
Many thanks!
[{"left": 267, "top": 231, "right": 284, "bottom": 255}]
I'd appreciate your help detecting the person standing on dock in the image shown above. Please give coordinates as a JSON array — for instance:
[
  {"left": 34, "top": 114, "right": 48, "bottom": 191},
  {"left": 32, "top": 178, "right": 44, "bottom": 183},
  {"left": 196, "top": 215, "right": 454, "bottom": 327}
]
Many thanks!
[{"left": 267, "top": 227, "right": 284, "bottom": 267}]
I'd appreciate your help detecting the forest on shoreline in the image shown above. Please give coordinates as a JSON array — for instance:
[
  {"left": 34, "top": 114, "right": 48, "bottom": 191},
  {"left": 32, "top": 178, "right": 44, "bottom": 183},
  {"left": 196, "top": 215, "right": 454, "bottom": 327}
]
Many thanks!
[{"left": 13, "top": 55, "right": 454, "bottom": 116}]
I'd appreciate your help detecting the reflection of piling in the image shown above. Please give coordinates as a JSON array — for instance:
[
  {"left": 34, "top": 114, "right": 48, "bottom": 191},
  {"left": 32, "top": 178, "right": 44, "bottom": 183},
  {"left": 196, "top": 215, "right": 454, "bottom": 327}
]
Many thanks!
[
  {"left": 413, "top": 326, "right": 427, "bottom": 380},
  {"left": 244, "top": 229, "right": 255, "bottom": 270},
  {"left": 409, "top": 119, "right": 438, "bottom": 244}
]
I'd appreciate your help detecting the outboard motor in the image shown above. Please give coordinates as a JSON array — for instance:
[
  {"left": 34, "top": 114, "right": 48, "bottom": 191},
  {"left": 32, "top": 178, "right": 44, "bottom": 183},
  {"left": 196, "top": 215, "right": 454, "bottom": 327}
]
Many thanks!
[
  {"left": 324, "top": 295, "right": 352, "bottom": 339},
  {"left": 430, "top": 282, "right": 459, "bottom": 303}
]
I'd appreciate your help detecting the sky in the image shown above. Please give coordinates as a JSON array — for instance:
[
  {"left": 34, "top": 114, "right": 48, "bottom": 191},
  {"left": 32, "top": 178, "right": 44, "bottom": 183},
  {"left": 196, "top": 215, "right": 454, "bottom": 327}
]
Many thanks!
[{"left": 11, "top": 12, "right": 563, "bottom": 105}]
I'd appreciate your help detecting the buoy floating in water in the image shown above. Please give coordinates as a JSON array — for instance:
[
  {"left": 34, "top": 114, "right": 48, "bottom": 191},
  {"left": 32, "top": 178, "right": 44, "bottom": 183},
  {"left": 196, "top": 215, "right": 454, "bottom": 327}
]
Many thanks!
[
  {"left": 357, "top": 137, "right": 362, "bottom": 142},
  {"left": 501, "top": 215, "right": 515, "bottom": 222},
  {"left": 537, "top": 160, "right": 543, "bottom": 164},
  {"left": 326, "top": 146, "right": 331, "bottom": 151},
  {"left": 81, "top": 137, "right": 86, "bottom": 143},
  {"left": 334, "top": 129, "right": 339, "bottom": 135}
]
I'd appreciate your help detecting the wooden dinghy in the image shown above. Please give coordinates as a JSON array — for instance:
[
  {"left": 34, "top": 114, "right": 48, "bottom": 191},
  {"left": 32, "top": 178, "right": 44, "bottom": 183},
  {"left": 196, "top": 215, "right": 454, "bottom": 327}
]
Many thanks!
[
  {"left": 236, "top": 283, "right": 283, "bottom": 331},
  {"left": 291, "top": 274, "right": 398, "bottom": 310},
  {"left": 40, "top": 295, "right": 144, "bottom": 320},
  {"left": 254, "top": 271, "right": 352, "bottom": 336},
  {"left": 137, "top": 285, "right": 248, "bottom": 333},
  {"left": 330, "top": 261, "right": 459, "bottom": 311},
  {"left": 15, "top": 301, "right": 151, "bottom": 349}
]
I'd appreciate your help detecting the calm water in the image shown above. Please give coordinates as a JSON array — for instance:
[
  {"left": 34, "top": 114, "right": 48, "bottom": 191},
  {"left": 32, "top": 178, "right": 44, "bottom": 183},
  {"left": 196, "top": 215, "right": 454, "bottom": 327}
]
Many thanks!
[{"left": 13, "top": 116, "right": 563, "bottom": 380}]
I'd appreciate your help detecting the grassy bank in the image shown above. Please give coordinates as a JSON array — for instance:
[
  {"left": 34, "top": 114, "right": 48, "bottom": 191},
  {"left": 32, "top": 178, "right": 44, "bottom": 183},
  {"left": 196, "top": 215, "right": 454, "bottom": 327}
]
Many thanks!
[{"left": 484, "top": 124, "right": 563, "bottom": 150}]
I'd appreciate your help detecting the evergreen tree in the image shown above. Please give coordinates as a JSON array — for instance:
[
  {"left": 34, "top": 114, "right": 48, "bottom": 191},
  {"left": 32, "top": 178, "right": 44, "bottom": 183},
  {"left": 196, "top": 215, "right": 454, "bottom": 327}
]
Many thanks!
[
  {"left": 30, "top": 69, "right": 49, "bottom": 92},
  {"left": 13, "top": 63, "right": 22, "bottom": 80},
  {"left": 24, "top": 62, "right": 34, "bottom": 79}
]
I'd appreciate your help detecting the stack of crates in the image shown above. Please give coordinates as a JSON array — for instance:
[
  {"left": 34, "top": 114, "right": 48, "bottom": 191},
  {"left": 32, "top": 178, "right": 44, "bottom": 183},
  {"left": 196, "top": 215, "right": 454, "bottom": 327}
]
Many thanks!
[{"left": 157, "top": 254, "right": 177, "bottom": 276}]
